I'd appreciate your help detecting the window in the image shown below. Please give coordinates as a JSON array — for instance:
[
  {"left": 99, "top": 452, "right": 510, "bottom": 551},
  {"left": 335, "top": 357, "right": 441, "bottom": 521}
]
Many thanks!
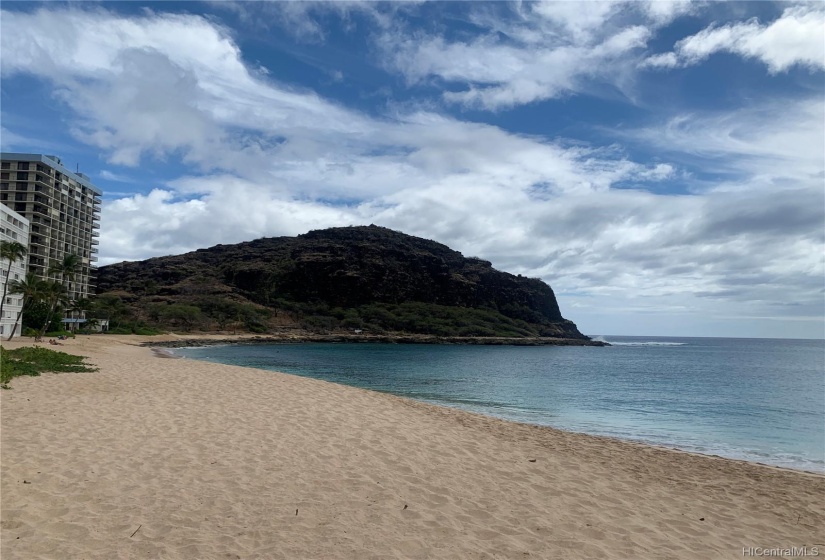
[
  {"left": 16, "top": 172, "right": 28, "bottom": 180},
  {"left": 1, "top": 162, "right": 9, "bottom": 169},
  {"left": 5, "top": 297, "right": 11, "bottom": 305},
  {"left": 1, "top": 173, "right": 8, "bottom": 180},
  {"left": 18, "top": 162, "right": 29, "bottom": 170}
]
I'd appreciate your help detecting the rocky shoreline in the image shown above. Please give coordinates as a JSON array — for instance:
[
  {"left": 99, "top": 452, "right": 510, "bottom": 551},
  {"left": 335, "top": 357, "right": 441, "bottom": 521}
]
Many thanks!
[{"left": 141, "top": 333, "right": 609, "bottom": 348}]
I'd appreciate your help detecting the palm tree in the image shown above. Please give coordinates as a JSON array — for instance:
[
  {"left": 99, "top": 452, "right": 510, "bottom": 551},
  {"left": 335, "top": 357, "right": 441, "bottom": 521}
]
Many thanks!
[
  {"left": 6, "top": 273, "right": 44, "bottom": 341},
  {"left": 48, "top": 253, "right": 81, "bottom": 327},
  {"left": 49, "top": 253, "right": 81, "bottom": 288},
  {"left": 0, "top": 240, "right": 28, "bottom": 324},
  {"left": 36, "top": 281, "right": 69, "bottom": 341}
]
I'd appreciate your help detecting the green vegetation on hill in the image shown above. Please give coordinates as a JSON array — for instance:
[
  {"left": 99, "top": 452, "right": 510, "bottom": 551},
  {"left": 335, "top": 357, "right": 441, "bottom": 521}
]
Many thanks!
[{"left": 94, "top": 225, "right": 588, "bottom": 339}]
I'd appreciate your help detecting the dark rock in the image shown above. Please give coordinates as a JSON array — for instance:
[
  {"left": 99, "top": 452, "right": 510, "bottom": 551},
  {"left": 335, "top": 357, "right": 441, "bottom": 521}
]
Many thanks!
[{"left": 96, "top": 225, "right": 592, "bottom": 340}]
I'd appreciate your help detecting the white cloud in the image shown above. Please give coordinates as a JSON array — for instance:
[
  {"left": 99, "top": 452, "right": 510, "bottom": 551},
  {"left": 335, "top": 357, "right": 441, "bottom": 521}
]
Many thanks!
[
  {"left": 639, "top": 0, "right": 696, "bottom": 25},
  {"left": 379, "top": 1, "right": 694, "bottom": 110},
  {"left": 621, "top": 98, "right": 825, "bottom": 189},
  {"left": 99, "top": 170, "right": 134, "bottom": 183},
  {"left": 0, "top": 8, "right": 373, "bottom": 169},
  {"left": 643, "top": 5, "right": 825, "bottom": 72},
  {"left": 209, "top": 0, "right": 403, "bottom": 43}
]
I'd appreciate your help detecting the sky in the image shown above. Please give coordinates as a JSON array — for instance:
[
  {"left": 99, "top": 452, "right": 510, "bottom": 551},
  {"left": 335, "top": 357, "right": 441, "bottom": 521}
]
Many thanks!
[{"left": 1, "top": 1, "right": 823, "bottom": 338}]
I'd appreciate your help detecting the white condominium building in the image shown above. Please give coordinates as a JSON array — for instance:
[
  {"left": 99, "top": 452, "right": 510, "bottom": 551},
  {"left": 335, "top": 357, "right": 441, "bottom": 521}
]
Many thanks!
[
  {"left": 0, "top": 205, "right": 30, "bottom": 337},
  {"left": 0, "top": 153, "right": 102, "bottom": 302}
]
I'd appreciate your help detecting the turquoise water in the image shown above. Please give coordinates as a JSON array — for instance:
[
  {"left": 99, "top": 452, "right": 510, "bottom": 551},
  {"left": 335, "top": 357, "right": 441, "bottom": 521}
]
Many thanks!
[{"left": 176, "top": 336, "right": 825, "bottom": 473}]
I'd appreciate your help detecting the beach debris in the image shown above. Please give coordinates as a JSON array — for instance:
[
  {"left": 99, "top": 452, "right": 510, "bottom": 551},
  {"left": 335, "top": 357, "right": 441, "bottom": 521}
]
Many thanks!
[
  {"left": 296, "top": 509, "right": 299, "bottom": 516},
  {"left": 403, "top": 504, "right": 408, "bottom": 510},
  {"left": 528, "top": 459, "right": 537, "bottom": 462},
  {"left": 699, "top": 518, "right": 705, "bottom": 521},
  {"left": 130, "top": 524, "right": 142, "bottom": 538},
  {"left": 22, "top": 480, "right": 30, "bottom": 484}
]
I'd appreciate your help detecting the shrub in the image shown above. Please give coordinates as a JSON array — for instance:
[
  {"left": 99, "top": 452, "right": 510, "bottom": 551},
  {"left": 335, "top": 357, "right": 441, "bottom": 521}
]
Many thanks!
[
  {"left": 133, "top": 326, "right": 164, "bottom": 335},
  {"left": 1, "top": 347, "right": 98, "bottom": 388}
]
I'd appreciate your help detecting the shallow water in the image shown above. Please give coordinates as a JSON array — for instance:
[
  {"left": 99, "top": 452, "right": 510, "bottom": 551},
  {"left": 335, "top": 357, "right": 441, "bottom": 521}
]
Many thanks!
[{"left": 177, "top": 336, "right": 825, "bottom": 472}]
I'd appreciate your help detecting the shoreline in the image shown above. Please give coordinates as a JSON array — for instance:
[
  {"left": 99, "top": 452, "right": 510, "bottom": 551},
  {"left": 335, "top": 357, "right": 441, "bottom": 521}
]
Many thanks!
[
  {"left": 139, "top": 332, "right": 609, "bottom": 348},
  {"left": 169, "top": 342, "right": 824, "bottom": 476},
  {"left": 2, "top": 334, "right": 822, "bottom": 559}
]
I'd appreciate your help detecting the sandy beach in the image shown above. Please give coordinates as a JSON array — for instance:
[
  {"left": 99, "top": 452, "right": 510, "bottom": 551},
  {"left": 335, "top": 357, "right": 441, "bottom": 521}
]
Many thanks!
[{"left": 1, "top": 335, "right": 823, "bottom": 559}]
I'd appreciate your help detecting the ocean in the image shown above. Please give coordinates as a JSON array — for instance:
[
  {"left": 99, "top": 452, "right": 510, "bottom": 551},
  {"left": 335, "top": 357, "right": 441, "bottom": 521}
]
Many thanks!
[{"left": 175, "top": 336, "right": 825, "bottom": 473}]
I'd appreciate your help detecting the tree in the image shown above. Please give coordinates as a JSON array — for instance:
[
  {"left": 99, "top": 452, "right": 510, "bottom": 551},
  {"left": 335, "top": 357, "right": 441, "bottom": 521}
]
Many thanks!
[
  {"left": 0, "top": 240, "right": 28, "bottom": 324},
  {"left": 48, "top": 254, "right": 81, "bottom": 327},
  {"left": 6, "top": 273, "right": 44, "bottom": 341},
  {"left": 36, "top": 281, "right": 69, "bottom": 341},
  {"left": 92, "top": 294, "right": 130, "bottom": 329},
  {"left": 159, "top": 304, "right": 203, "bottom": 332},
  {"left": 67, "top": 297, "right": 94, "bottom": 331},
  {"left": 48, "top": 253, "right": 81, "bottom": 288}
]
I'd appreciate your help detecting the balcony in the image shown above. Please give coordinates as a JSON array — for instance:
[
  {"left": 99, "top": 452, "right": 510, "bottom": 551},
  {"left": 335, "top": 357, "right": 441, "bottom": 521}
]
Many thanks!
[{"left": 91, "top": 238, "right": 99, "bottom": 245}]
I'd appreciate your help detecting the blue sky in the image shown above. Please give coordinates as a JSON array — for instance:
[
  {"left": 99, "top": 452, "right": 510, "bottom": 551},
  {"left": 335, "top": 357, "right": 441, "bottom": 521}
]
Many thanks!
[{"left": 1, "top": 1, "right": 823, "bottom": 338}]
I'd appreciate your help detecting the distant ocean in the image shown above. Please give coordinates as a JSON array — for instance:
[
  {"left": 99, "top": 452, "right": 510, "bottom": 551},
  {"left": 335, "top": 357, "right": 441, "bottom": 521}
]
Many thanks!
[{"left": 175, "top": 336, "right": 825, "bottom": 473}]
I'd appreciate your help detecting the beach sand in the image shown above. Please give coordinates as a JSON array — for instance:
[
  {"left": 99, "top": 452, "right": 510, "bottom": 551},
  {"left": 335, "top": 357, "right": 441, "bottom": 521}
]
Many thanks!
[{"left": 1, "top": 335, "right": 823, "bottom": 559}]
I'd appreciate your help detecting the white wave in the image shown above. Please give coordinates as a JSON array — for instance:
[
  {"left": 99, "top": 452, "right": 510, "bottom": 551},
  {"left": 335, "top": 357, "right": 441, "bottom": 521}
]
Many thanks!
[{"left": 608, "top": 341, "right": 687, "bottom": 347}]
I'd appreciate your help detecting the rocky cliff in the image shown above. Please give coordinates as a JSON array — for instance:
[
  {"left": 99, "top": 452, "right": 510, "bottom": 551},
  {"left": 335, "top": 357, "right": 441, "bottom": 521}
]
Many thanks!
[{"left": 95, "top": 225, "right": 588, "bottom": 339}]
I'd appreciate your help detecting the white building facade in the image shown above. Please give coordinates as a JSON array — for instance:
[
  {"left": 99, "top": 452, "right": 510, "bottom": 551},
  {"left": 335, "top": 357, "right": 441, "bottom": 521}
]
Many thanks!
[{"left": 0, "top": 205, "right": 30, "bottom": 337}]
